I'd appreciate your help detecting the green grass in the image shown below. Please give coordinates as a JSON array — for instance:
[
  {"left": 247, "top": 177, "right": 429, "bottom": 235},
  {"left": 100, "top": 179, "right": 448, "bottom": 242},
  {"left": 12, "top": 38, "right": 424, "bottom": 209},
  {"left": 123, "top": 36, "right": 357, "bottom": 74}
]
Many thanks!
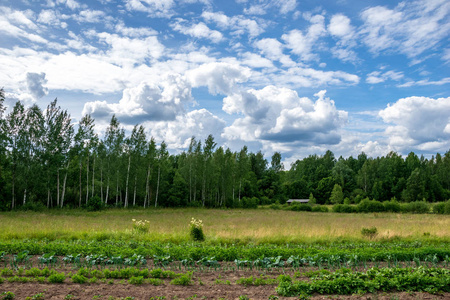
[{"left": 0, "top": 208, "right": 448, "bottom": 244}]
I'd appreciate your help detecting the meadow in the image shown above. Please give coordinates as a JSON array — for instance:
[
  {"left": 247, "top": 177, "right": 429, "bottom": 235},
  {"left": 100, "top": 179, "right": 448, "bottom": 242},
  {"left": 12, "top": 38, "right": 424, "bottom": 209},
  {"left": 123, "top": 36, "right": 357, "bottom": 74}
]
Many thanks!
[{"left": 0, "top": 208, "right": 449, "bottom": 244}]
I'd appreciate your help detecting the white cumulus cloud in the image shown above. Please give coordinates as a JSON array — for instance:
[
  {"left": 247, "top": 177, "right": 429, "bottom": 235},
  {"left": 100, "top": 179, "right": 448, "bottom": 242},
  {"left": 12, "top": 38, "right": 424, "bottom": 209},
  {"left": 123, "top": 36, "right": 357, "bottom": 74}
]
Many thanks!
[
  {"left": 186, "top": 62, "right": 251, "bottom": 95},
  {"left": 172, "top": 20, "right": 224, "bottom": 43},
  {"left": 223, "top": 87, "right": 348, "bottom": 148},
  {"left": 378, "top": 96, "right": 450, "bottom": 152},
  {"left": 83, "top": 74, "right": 192, "bottom": 124}
]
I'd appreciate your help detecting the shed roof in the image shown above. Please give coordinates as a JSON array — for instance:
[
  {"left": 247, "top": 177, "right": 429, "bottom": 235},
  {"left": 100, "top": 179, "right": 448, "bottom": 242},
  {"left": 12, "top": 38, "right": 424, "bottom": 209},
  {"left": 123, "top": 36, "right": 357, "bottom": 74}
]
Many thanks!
[{"left": 287, "top": 199, "right": 309, "bottom": 204}]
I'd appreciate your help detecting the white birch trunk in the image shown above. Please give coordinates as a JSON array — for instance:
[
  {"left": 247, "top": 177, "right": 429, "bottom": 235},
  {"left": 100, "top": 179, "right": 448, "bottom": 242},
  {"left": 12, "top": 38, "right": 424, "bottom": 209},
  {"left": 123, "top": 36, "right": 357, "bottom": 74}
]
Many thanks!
[
  {"left": 85, "top": 156, "right": 89, "bottom": 205},
  {"left": 155, "top": 166, "right": 160, "bottom": 208},
  {"left": 124, "top": 154, "right": 131, "bottom": 208},
  {"left": 57, "top": 168, "right": 60, "bottom": 207},
  {"left": 92, "top": 155, "right": 95, "bottom": 198},
  {"left": 133, "top": 175, "right": 137, "bottom": 207}
]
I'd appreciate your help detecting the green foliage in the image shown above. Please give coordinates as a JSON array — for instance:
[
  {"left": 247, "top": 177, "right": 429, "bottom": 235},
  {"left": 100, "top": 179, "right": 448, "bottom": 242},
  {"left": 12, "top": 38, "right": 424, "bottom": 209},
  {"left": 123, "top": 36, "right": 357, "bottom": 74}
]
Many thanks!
[
  {"left": 1, "top": 93, "right": 450, "bottom": 210},
  {"left": 276, "top": 267, "right": 450, "bottom": 297},
  {"left": 236, "top": 275, "right": 277, "bottom": 286},
  {"left": 289, "top": 204, "right": 312, "bottom": 212},
  {"left": 25, "top": 293, "right": 44, "bottom": 300},
  {"left": 311, "top": 205, "right": 328, "bottom": 212},
  {"left": 402, "top": 201, "right": 430, "bottom": 213},
  {"left": 47, "top": 272, "right": 65, "bottom": 283},
  {"left": 170, "top": 271, "right": 192, "bottom": 285},
  {"left": 128, "top": 276, "right": 144, "bottom": 285},
  {"left": 19, "top": 202, "right": 47, "bottom": 212},
  {"left": 361, "top": 227, "right": 378, "bottom": 239},
  {"left": 433, "top": 200, "right": 450, "bottom": 214},
  {"left": 308, "top": 193, "right": 316, "bottom": 205},
  {"left": 86, "top": 196, "right": 104, "bottom": 212},
  {"left": 357, "top": 199, "right": 385, "bottom": 213},
  {"left": 330, "top": 184, "right": 344, "bottom": 204},
  {"left": 0, "top": 292, "right": 15, "bottom": 300},
  {"left": 383, "top": 200, "right": 401, "bottom": 212},
  {"left": 332, "top": 204, "right": 356, "bottom": 213},
  {"left": 71, "top": 274, "right": 88, "bottom": 284},
  {"left": 241, "top": 197, "right": 258, "bottom": 209}
]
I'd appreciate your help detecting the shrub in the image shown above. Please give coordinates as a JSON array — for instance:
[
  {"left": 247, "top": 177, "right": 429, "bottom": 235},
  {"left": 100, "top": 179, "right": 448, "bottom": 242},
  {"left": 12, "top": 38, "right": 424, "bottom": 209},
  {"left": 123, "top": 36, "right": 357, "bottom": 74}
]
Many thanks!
[
  {"left": 434, "top": 201, "right": 450, "bottom": 214},
  {"left": 402, "top": 201, "right": 430, "bottom": 214},
  {"left": 361, "top": 227, "right": 378, "bottom": 239},
  {"left": 189, "top": 218, "right": 204, "bottom": 242},
  {"left": 242, "top": 197, "right": 258, "bottom": 209},
  {"left": 332, "top": 204, "right": 356, "bottom": 213},
  {"left": 86, "top": 196, "right": 104, "bottom": 212},
  {"left": 269, "top": 203, "right": 281, "bottom": 210},
  {"left": 445, "top": 200, "right": 450, "bottom": 214},
  {"left": 311, "top": 206, "right": 329, "bottom": 213},
  {"left": 289, "top": 204, "right": 312, "bottom": 212},
  {"left": 19, "top": 201, "right": 46, "bottom": 212},
  {"left": 260, "top": 196, "right": 271, "bottom": 205},
  {"left": 383, "top": 200, "right": 401, "bottom": 213},
  {"left": 433, "top": 202, "right": 445, "bottom": 214},
  {"left": 357, "top": 199, "right": 385, "bottom": 213}
]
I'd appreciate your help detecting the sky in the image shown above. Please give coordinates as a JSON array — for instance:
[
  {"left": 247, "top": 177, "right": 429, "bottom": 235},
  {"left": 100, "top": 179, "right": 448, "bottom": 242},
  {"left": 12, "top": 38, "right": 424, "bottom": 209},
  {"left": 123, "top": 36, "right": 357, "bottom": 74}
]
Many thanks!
[{"left": 0, "top": 0, "right": 449, "bottom": 164}]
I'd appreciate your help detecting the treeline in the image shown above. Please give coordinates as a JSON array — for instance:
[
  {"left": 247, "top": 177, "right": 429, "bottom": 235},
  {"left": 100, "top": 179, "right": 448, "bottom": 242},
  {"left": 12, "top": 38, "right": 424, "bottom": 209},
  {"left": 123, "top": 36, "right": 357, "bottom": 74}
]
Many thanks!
[{"left": 0, "top": 92, "right": 449, "bottom": 210}]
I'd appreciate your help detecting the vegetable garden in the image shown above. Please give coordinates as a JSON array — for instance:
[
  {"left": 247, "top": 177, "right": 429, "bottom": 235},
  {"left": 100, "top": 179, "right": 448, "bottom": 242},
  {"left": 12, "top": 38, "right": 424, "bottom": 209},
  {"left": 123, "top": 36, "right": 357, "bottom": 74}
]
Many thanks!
[{"left": 0, "top": 209, "right": 449, "bottom": 299}]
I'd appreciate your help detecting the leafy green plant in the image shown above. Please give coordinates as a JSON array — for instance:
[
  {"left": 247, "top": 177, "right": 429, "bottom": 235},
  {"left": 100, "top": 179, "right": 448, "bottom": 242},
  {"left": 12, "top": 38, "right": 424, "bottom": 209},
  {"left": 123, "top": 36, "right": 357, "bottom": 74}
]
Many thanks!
[
  {"left": 72, "top": 274, "right": 88, "bottom": 284},
  {"left": 128, "top": 276, "right": 144, "bottom": 285},
  {"left": 48, "top": 272, "right": 66, "bottom": 283},
  {"left": 1, "top": 292, "right": 15, "bottom": 300},
  {"left": 147, "top": 278, "right": 164, "bottom": 285},
  {"left": 25, "top": 293, "right": 44, "bottom": 300},
  {"left": 170, "top": 271, "right": 192, "bottom": 285}
]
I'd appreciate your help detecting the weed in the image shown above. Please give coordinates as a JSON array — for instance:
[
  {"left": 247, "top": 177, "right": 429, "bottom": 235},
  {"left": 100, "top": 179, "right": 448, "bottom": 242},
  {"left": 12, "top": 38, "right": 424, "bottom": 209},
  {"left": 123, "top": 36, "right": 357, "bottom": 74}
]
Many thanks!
[
  {"left": 189, "top": 218, "right": 204, "bottom": 241},
  {"left": 25, "top": 293, "right": 44, "bottom": 300},
  {"left": 361, "top": 227, "right": 378, "bottom": 239},
  {"left": 1, "top": 292, "right": 15, "bottom": 300}
]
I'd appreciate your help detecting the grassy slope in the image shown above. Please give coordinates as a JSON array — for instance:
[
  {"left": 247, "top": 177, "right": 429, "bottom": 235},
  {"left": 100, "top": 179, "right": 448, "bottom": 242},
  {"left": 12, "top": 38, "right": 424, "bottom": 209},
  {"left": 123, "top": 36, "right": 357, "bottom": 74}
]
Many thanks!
[{"left": 0, "top": 208, "right": 448, "bottom": 244}]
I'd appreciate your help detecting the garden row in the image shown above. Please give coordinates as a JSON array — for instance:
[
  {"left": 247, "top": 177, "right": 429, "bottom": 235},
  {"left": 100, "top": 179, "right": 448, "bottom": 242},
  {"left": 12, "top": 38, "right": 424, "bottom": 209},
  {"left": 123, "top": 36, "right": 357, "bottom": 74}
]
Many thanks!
[
  {"left": 276, "top": 266, "right": 450, "bottom": 296},
  {"left": 0, "top": 266, "right": 192, "bottom": 286},
  {"left": 1, "top": 240, "right": 449, "bottom": 261},
  {"left": 1, "top": 265, "right": 449, "bottom": 297},
  {"left": 1, "top": 245, "right": 450, "bottom": 271}
]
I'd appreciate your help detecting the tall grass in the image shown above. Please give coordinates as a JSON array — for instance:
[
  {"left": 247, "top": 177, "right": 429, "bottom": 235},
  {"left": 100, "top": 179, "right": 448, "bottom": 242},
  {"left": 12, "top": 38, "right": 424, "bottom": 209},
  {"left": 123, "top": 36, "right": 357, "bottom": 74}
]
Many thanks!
[{"left": 0, "top": 208, "right": 448, "bottom": 244}]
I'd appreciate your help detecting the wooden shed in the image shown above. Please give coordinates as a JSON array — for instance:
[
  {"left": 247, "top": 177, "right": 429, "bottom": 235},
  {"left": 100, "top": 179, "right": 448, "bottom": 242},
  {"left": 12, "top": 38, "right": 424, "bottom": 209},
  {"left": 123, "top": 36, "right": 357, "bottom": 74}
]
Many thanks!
[{"left": 286, "top": 199, "right": 309, "bottom": 205}]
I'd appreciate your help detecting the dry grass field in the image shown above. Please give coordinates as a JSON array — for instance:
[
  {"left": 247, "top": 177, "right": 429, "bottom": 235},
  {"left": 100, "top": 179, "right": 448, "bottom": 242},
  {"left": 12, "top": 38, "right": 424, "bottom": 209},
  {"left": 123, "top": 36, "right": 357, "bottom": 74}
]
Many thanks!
[{"left": 0, "top": 208, "right": 448, "bottom": 243}]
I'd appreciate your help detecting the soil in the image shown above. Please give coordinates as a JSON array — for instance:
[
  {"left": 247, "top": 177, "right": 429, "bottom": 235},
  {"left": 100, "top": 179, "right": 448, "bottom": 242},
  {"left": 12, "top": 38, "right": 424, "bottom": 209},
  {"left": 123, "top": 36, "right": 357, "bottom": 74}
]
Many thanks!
[
  {"left": 0, "top": 257, "right": 449, "bottom": 300},
  {"left": 1, "top": 268, "right": 449, "bottom": 300}
]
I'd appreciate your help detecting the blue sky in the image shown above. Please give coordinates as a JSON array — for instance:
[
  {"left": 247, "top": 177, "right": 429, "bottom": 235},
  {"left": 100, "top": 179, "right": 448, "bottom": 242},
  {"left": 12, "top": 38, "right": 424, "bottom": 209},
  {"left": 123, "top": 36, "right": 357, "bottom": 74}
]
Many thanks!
[{"left": 0, "top": 0, "right": 449, "bottom": 163}]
